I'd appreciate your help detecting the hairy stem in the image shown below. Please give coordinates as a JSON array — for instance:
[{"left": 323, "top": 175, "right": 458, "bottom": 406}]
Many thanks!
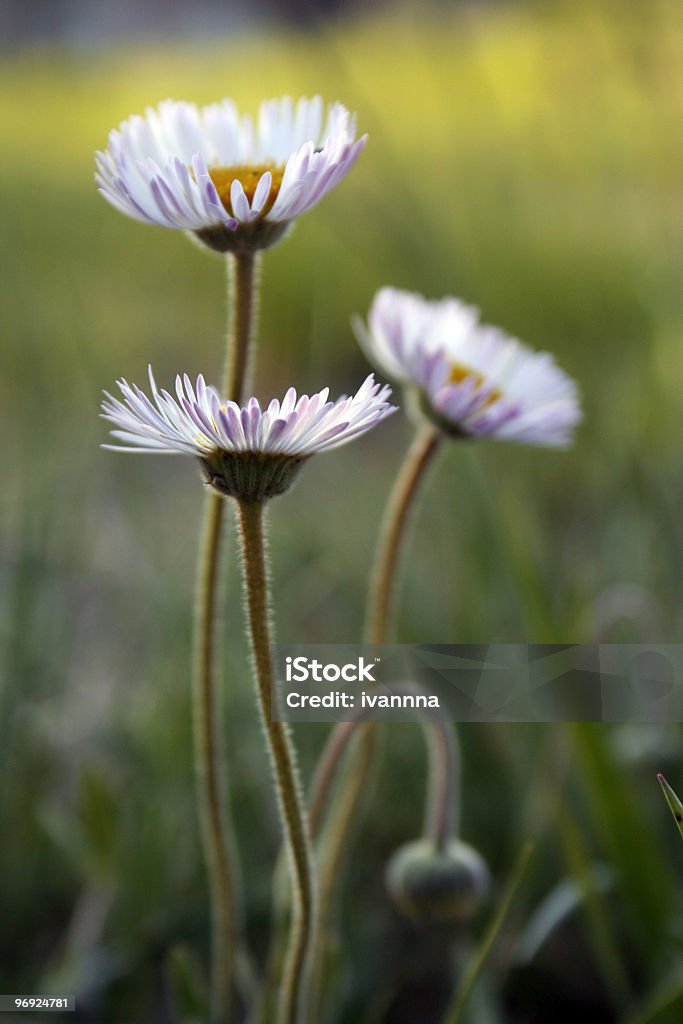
[
  {"left": 192, "top": 251, "right": 258, "bottom": 1023},
  {"left": 307, "top": 691, "right": 459, "bottom": 1013},
  {"left": 422, "top": 714, "right": 460, "bottom": 851},
  {"left": 237, "top": 499, "right": 318, "bottom": 1024},
  {"left": 194, "top": 494, "right": 240, "bottom": 1023},
  {"left": 308, "top": 689, "right": 459, "bottom": 849},
  {"left": 309, "top": 724, "right": 377, "bottom": 1022},
  {"left": 224, "top": 253, "right": 258, "bottom": 400},
  {"left": 365, "top": 424, "right": 441, "bottom": 645},
  {"left": 307, "top": 425, "right": 443, "bottom": 1014},
  {"left": 308, "top": 720, "right": 362, "bottom": 838}
]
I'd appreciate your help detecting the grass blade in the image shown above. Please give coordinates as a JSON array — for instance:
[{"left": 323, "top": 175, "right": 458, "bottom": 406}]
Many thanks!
[
  {"left": 657, "top": 774, "right": 683, "bottom": 842},
  {"left": 446, "top": 840, "right": 535, "bottom": 1024}
]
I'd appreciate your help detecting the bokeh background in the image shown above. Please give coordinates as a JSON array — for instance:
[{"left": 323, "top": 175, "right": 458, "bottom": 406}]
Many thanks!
[{"left": 2, "top": 0, "right": 683, "bottom": 1021}]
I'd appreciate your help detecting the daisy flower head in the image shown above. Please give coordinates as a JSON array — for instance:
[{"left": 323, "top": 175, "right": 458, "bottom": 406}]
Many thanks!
[
  {"left": 102, "top": 368, "right": 395, "bottom": 502},
  {"left": 357, "top": 288, "right": 581, "bottom": 448},
  {"left": 95, "top": 96, "right": 366, "bottom": 254}
]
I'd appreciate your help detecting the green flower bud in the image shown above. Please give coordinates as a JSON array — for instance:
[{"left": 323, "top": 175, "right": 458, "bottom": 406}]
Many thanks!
[{"left": 385, "top": 838, "right": 489, "bottom": 925}]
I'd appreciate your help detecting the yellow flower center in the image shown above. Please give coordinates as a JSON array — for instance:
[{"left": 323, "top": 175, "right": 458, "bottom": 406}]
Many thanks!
[
  {"left": 448, "top": 363, "right": 501, "bottom": 407},
  {"left": 208, "top": 164, "right": 285, "bottom": 217}
]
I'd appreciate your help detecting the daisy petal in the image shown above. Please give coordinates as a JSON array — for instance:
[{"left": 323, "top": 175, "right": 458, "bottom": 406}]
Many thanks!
[{"left": 359, "top": 287, "right": 581, "bottom": 448}]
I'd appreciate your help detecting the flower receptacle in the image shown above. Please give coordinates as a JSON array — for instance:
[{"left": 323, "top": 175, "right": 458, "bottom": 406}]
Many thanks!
[
  {"left": 199, "top": 450, "right": 309, "bottom": 502},
  {"left": 193, "top": 220, "right": 292, "bottom": 255}
]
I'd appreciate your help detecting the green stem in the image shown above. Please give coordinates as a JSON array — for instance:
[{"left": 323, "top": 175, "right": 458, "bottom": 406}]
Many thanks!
[
  {"left": 192, "top": 251, "right": 258, "bottom": 1023},
  {"left": 309, "top": 724, "right": 377, "bottom": 1022},
  {"left": 365, "top": 424, "right": 441, "bottom": 645},
  {"left": 260, "top": 719, "right": 364, "bottom": 1024},
  {"left": 422, "top": 712, "right": 459, "bottom": 851},
  {"left": 194, "top": 494, "right": 239, "bottom": 1024},
  {"left": 308, "top": 692, "right": 459, "bottom": 849},
  {"left": 224, "top": 253, "right": 258, "bottom": 400},
  {"left": 237, "top": 499, "right": 318, "bottom": 1024},
  {"left": 307, "top": 426, "right": 443, "bottom": 1014},
  {"left": 306, "top": 684, "right": 459, "bottom": 1018},
  {"left": 308, "top": 720, "right": 362, "bottom": 838}
]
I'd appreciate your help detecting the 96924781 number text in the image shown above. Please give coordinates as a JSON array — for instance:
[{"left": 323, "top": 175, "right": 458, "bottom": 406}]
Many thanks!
[{"left": 0, "top": 996, "right": 75, "bottom": 1011}]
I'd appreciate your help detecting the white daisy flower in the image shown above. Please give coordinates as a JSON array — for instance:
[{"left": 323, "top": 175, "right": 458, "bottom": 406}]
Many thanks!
[
  {"left": 95, "top": 96, "right": 366, "bottom": 253},
  {"left": 102, "top": 368, "right": 395, "bottom": 501},
  {"left": 357, "top": 288, "right": 581, "bottom": 447}
]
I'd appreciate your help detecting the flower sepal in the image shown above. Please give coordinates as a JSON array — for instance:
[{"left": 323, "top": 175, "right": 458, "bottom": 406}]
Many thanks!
[
  {"left": 200, "top": 450, "right": 309, "bottom": 503},
  {"left": 193, "top": 220, "right": 291, "bottom": 255}
]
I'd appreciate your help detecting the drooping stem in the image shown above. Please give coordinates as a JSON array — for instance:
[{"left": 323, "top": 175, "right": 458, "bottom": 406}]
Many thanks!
[
  {"left": 365, "top": 424, "right": 442, "bottom": 644},
  {"left": 237, "top": 499, "right": 318, "bottom": 1024},
  {"left": 192, "top": 251, "right": 259, "bottom": 1023},
  {"left": 308, "top": 689, "right": 459, "bottom": 849},
  {"left": 422, "top": 713, "right": 460, "bottom": 852}
]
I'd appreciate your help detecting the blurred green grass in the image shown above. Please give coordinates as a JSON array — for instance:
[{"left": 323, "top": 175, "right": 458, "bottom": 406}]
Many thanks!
[{"left": 2, "top": 1, "right": 683, "bottom": 1020}]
